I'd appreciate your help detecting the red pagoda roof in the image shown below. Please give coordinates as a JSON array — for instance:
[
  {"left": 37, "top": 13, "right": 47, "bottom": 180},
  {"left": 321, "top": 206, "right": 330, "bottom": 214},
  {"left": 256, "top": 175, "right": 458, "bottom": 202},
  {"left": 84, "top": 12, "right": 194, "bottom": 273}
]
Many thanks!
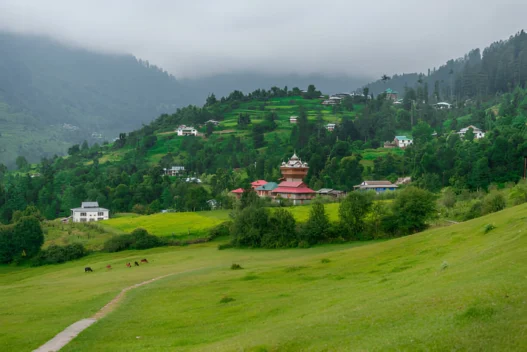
[{"left": 272, "top": 181, "right": 315, "bottom": 194}]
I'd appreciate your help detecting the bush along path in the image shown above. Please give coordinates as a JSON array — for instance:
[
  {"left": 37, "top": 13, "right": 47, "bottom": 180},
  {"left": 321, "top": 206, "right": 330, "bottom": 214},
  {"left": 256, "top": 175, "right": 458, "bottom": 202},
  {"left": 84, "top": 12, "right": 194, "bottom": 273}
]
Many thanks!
[{"left": 33, "top": 269, "right": 203, "bottom": 352}]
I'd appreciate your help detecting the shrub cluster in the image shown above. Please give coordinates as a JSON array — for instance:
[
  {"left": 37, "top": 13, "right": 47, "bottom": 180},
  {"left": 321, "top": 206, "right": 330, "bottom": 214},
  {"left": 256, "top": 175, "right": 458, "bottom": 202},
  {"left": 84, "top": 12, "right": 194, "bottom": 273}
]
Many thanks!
[
  {"left": 31, "top": 243, "right": 86, "bottom": 266},
  {"left": 103, "top": 228, "right": 162, "bottom": 252}
]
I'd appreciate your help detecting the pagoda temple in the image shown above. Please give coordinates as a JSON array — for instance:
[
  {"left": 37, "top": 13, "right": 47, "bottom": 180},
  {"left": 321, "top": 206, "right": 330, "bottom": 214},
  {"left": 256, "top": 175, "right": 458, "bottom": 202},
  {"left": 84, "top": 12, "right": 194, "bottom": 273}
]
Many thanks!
[{"left": 272, "top": 153, "right": 315, "bottom": 205}]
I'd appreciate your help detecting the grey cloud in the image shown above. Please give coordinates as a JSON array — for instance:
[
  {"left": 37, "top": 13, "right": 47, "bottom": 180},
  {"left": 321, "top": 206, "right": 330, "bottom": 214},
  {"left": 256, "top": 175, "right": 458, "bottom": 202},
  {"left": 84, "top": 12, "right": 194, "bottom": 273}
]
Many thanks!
[{"left": 0, "top": 0, "right": 525, "bottom": 79}]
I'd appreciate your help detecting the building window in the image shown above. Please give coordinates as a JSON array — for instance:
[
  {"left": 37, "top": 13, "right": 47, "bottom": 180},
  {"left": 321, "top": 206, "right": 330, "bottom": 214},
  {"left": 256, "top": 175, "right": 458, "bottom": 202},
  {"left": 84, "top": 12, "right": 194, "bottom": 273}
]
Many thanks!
[
  {"left": 98, "top": 212, "right": 104, "bottom": 216},
  {"left": 80, "top": 212, "right": 87, "bottom": 216},
  {"left": 97, "top": 218, "right": 104, "bottom": 221},
  {"left": 80, "top": 218, "right": 87, "bottom": 222},
  {"left": 89, "top": 219, "right": 95, "bottom": 222}
]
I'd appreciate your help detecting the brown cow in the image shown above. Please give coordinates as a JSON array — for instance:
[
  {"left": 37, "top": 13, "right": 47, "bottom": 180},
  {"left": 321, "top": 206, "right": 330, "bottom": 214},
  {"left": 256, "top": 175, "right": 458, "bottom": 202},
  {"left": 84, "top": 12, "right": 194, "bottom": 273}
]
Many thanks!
[
  {"left": 106, "top": 265, "right": 112, "bottom": 270},
  {"left": 126, "top": 262, "right": 131, "bottom": 268},
  {"left": 140, "top": 258, "right": 149, "bottom": 264}
]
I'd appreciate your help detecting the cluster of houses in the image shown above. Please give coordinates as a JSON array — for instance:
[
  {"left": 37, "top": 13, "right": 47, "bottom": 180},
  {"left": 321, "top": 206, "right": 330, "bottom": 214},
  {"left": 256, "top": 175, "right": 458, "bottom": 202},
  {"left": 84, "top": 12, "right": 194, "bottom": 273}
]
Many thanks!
[
  {"left": 384, "top": 125, "right": 486, "bottom": 149},
  {"left": 289, "top": 116, "right": 336, "bottom": 132},
  {"left": 231, "top": 153, "right": 412, "bottom": 205},
  {"left": 231, "top": 153, "right": 317, "bottom": 205}
]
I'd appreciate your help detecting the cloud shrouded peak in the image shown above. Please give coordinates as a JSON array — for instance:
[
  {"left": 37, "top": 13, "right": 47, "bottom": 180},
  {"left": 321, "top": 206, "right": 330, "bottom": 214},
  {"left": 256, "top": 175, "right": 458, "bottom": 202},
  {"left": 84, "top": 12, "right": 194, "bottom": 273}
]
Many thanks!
[{"left": 0, "top": 0, "right": 525, "bottom": 79}]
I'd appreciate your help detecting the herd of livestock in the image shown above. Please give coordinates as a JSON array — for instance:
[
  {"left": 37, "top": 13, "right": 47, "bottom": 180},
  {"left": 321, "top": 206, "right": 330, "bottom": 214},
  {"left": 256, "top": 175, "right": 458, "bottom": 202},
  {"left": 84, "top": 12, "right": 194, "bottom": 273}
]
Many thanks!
[{"left": 84, "top": 258, "right": 149, "bottom": 272}]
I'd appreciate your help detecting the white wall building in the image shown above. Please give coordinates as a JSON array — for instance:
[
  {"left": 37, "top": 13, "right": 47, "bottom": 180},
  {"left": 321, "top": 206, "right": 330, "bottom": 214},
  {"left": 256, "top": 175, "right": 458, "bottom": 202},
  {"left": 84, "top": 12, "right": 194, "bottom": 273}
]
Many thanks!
[
  {"left": 176, "top": 125, "right": 198, "bottom": 136},
  {"left": 71, "top": 202, "right": 109, "bottom": 222},
  {"left": 394, "top": 136, "right": 413, "bottom": 148},
  {"left": 458, "top": 125, "right": 485, "bottom": 139},
  {"left": 164, "top": 166, "right": 185, "bottom": 176}
]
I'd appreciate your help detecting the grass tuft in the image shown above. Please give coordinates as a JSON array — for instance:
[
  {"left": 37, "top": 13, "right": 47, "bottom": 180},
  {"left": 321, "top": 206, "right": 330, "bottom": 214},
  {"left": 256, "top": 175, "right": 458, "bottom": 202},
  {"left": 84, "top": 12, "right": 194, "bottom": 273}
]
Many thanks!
[
  {"left": 231, "top": 263, "right": 243, "bottom": 270},
  {"left": 219, "top": 296, "right": 236, "bottom": 304}
]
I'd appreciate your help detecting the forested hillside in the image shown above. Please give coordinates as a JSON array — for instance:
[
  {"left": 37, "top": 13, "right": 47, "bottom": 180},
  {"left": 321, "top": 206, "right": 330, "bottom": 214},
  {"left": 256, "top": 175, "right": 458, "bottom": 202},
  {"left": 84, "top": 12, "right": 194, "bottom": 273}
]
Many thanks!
[
  {"left": 0, "top": 32, "right": 194, "bottom": 167},
  {"left": 2, "top": 31, "right": 527, "bottom": 222},
  {"left": 366, "top": 30, "right": 527, "bottom": 101}
]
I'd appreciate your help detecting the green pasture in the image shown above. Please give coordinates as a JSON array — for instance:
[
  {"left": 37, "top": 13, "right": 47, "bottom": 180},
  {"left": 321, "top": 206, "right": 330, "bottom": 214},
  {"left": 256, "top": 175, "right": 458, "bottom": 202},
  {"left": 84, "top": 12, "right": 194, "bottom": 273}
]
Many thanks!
[
  {"left": 1, "top": 204, "right": 527, "bottom": 350},
  {"left": 100, "top": 210, "right": 231, "bottom": 238}
]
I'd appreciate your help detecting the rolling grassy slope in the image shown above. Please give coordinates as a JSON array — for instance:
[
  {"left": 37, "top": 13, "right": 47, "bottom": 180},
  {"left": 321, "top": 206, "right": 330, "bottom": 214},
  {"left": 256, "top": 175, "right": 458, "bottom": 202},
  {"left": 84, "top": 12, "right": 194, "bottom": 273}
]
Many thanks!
[{"left": 2, "top": 204, "right": 527, "bottom": 350}]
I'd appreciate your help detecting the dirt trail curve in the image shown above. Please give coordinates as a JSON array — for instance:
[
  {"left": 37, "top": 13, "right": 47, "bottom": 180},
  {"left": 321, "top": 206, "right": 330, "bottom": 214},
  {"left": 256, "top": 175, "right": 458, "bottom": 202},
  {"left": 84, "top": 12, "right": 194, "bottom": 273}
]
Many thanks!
[{"left": 33, "top": 271, "right": 189, "bottom": 352}]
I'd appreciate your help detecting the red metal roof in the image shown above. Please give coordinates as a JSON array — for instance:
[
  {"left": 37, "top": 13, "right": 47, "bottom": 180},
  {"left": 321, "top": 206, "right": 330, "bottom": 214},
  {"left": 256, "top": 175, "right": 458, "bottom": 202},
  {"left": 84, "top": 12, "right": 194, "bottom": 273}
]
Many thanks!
[
  {"left": 231, "top": 188, "right": 244, "bottom": 194},
  {"left": 276, "top": 181, "right": 305, "bottom": 188},
  {"left": 273, "top": 186, "right": 315, "bottom": 194},
  {"left": 251, "top": 180, "right": 268, "bottom": 187}
]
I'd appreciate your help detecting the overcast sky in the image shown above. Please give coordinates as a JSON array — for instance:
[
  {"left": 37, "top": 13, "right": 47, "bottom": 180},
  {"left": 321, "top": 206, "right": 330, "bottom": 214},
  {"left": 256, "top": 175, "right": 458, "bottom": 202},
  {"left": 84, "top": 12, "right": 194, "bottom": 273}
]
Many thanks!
[{"left": 0, "top": 0, "right": 526, "bottom": 79}]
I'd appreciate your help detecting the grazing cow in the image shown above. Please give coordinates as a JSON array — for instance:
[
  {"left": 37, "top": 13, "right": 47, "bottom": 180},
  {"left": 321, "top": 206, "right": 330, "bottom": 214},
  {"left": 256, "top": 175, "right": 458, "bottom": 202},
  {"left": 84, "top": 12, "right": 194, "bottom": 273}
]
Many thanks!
[
  {"left": 140, "top": 258, "right": 149, "bottom": 264},
  {"left": 106, "top": 265, "right": 112, "bottom": 270},
  {"left": 134, "top": 261, "right": 140, "bottom": 267},
  {"left": 85, "top": 267, "right": 93, "bottom": 273},
  {"left": 126, "top": 262, "right": 131, "bottom": 268}
]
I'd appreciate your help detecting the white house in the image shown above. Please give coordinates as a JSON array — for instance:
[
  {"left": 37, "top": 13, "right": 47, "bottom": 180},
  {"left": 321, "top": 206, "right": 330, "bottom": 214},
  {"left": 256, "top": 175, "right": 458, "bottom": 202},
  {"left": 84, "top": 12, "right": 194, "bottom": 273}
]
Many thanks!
[
  {"left": 185, "top": 177, "right": 202, "bottom": 184},
  {"left": 290, "top": 116, "right": 298, "bottom": 124},
  {"left": 394, "top": 136, "right": 413, "bottom": 148},
  {"left": 435, "top": 102, "right": 452, "bottom": 109},
  {"left": 176, "top": 125, "right": 198, "bottom": 136},
  {"left": 205, "top": 120, "right": 220, "bottom": 126},
  {"left": 71, "top": 202, "right": 109, "bottom": 223},
  {"left": 326, "top": 123, "right": 336, "bottom": 132},
  {"left": 458, "top": 125, "right": 485, "bottom": 139},
  {"left": 163, "top": 166, "right": 185, "bottom": 176}
]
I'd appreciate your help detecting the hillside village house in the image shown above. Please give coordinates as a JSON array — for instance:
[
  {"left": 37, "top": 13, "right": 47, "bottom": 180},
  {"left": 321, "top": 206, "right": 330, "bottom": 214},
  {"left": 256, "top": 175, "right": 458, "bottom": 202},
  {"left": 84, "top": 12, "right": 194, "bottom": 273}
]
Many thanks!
[
  {"left": 385, "top": 88, "right": 398, "bottom": 101},
  {"left": 458, "top": 125, "right": 485, "bottom": 139},
  {"left": 230, "top": 154, "right": 315, "bottom": 205},
  {"left": 204, "top": 120, "right": 220, "bottom": 126},
  {"left": 163, "top": 166, "right": 185, "bottom": 176},
  {"left": 322, "top": 99, "right": 339, "bottom": 106},
  {"left": 176, "top": 125, "right": 198, "bottom": 136},
  {"left": 71, "top": 202, "right": 109, "bottom": 222},
  {"left": 316, "top": 188, "right": 346, "bottom": 198},
  {"left": 255, "top": 182, "right": 278, "bottom": 197},
  {"left": 326, "top": 123, "right": 336, "bottom": 132},
  {"left": 290, "top": 116, "right": 298, "bottom": 124},
  {"left": 394, "top": 136, "right": 413, "bottom": 148},
  {"left": 354, "top": 181, "right": 398, "bottom": 193},
  {"left": 435, "top": 102, "right": 452, "bottom": 109}
]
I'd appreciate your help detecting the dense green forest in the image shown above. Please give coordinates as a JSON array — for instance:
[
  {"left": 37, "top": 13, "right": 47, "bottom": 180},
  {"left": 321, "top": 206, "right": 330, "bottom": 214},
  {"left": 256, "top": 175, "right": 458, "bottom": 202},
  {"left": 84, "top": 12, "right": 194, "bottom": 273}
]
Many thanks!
[
  {"left": 367, "top": 31, "right": 527, "bottom": 100},
  {"left": 1, "top": 31, "right": 527, "bottom": 224}
]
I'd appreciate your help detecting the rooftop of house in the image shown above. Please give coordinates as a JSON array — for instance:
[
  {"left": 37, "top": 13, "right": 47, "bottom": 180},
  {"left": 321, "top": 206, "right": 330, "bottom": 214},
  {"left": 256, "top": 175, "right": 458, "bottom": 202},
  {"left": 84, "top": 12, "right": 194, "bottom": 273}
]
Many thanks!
[
  {"left": 255, "top": 182, "right": 278, "bottom": 191},
  {"left": 459, "top": 125, "right": 483, "bottom": 133},
  {"left": 395, "top": 136, "right": 412, "bottom": 141},
  {"left": 273, "top": 181, "right": 315, "bottom": 194},
  {"left": 361, "top": 180, "right": 396, "bottom": 186},
  {"left": 385, "top": 88, "right": 398, "bottom": 94},
  {"left": 81, "top": 201, "right": 99, "bottom": 208},
  {"left": 251, "top": 180, "right": 268, "bottom": 187},
  {"left": 71, "top": 206, "right": 108, "bottom": 212},
  {"left": 281, "top": 153, "right": 308, "bottom": 168},
  {"left": 231, "top": 188, "right": 244, "bottom": 194},
  {"left": 164, "top": 166, "right": 185, "bottom": 171}
]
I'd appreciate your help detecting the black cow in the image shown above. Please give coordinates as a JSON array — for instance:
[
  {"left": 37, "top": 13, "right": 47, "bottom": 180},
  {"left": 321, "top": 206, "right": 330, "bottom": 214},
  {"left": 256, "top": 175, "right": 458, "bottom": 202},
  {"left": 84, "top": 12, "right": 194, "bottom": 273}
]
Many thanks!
[
  {"left": 85, "top": 267, "right": 93, "bottom": 273},
  {"left": 134, "top": 261, "right": 140, "bottom": 267}
]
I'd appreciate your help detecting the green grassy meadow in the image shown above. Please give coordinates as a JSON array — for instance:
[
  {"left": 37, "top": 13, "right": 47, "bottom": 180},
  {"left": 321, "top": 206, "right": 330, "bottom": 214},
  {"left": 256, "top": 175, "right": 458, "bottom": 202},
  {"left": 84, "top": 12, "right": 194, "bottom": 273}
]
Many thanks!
[
  {"left": 101, "top": 210, "right": 231, "bottom": 238},
  {"left": 100, "top": 204, "right": 342, "bottom": 239},
  {"left": 2, "top": 204, "right": 527, "bottom": 351}
]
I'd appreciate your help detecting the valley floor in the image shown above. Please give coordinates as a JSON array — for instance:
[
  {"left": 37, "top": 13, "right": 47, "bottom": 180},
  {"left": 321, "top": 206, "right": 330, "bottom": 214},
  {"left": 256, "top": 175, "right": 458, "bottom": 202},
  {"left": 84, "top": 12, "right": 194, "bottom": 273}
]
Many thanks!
[{"left": 2, "top": 204, "right": 527, "bottom": 351}]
